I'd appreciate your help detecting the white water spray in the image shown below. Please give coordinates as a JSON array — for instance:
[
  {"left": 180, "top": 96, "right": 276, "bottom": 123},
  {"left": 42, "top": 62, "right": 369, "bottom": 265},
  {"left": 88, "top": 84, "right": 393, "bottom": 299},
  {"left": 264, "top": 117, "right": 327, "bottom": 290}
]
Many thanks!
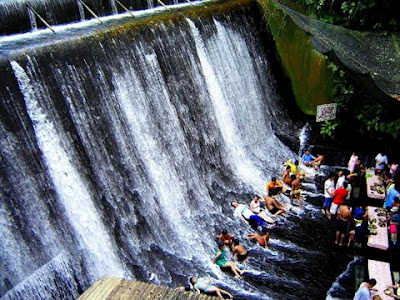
[{"left": 11, "top": 60, "right": 126, "bottom": 280}]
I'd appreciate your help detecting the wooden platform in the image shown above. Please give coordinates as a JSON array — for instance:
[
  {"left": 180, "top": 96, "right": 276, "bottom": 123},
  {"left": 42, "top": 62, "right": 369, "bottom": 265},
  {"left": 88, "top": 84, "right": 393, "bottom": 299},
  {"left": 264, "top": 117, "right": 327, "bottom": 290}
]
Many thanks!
[{"left": 78, "top": 276, "right": 217, "bottom": 300}]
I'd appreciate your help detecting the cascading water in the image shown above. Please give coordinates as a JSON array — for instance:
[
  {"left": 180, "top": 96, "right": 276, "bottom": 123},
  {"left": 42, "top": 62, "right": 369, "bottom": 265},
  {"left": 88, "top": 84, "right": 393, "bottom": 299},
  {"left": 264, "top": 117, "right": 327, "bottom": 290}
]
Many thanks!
[
  {"left": 27, "top": 8, "right": 38, "bottom": 32},
  {"left": 0, "top": 2, "right": 354, "bottom": 299},
  {"left": 110, "top": 0, "right": 118, "bottom": 15},
  {"left": 77, "top": 0, "right": 85, "bottom": 21}
]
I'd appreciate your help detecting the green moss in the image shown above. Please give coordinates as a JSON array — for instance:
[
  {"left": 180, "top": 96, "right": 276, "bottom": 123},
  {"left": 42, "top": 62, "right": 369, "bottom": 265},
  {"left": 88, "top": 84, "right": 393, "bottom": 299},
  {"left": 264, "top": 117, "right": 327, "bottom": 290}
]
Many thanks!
[
  {"left": 93, "top": 0, "right": 255, "bottom": 39},
  {"left": 258, "top": 0, "right": 334, "bottom": 115}
]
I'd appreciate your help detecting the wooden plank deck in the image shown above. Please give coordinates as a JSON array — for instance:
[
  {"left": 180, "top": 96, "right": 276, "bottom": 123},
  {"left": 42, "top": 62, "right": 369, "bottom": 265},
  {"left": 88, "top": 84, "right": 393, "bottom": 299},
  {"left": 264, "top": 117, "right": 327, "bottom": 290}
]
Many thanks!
[{"left": 77, "top": 276, "right": 217, "bottom": 300}]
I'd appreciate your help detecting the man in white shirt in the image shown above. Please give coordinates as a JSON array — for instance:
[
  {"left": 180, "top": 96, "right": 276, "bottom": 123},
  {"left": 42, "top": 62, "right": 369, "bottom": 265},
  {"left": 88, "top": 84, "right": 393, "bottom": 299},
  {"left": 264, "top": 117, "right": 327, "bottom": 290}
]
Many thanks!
[
  {"left": 375, "top": 152, "right": 388, "bottom": 171},
  {"left": 323, "top": 173, "right": 335, "bottom": 218},
  {"left": 336, "top": 170, "right": 346, "bottom": 189}
]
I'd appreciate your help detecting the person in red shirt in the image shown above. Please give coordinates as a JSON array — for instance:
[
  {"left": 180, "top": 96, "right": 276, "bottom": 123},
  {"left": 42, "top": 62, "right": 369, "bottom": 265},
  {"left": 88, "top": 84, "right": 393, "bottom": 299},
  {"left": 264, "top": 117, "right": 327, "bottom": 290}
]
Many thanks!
[{"left": 329, "top": 182, "right": 348, "bottom": 216}]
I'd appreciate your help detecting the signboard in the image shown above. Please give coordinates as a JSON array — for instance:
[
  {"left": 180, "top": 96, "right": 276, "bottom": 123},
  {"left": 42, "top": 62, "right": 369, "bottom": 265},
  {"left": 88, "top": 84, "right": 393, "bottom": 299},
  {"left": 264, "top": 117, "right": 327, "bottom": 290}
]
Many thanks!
[{"left": 316, "top": 103, "right": 337, "bottom": 122}]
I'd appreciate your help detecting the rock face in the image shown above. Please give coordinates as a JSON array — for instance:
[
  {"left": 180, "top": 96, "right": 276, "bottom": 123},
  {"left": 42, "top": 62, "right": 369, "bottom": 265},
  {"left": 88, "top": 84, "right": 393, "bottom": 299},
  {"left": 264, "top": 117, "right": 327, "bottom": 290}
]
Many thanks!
[
  {"left": 259, "top": 0, "right": 334, "bottom": 115},
  {"left": 259, "top": 0, "right": 400, "bottom": 110}
]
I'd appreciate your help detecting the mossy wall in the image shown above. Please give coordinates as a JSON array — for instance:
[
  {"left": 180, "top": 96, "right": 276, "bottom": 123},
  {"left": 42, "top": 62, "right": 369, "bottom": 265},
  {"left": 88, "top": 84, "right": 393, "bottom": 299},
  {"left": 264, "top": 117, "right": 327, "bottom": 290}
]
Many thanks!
[{"left": 258, "top": 0, "right": 333, "bottom": 115}]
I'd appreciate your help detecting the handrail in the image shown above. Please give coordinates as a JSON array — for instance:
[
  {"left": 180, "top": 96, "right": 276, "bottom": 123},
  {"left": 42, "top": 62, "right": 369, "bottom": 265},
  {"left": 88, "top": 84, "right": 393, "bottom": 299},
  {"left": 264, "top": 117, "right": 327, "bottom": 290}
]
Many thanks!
[
  {"left": 26, "top": 4, "right": 56, "bottom": 34},
  {"left": 114, "top": 0, "right": 135, "bottom": 17},
  {"left": 185, "top": 0, "right": 194, "bottom": 6},
  {"left": 157, "top": 0, "right": 171, "bottom": 11},
  {"left": 77, "top": 0, "right": 103, "bottom": 24}
]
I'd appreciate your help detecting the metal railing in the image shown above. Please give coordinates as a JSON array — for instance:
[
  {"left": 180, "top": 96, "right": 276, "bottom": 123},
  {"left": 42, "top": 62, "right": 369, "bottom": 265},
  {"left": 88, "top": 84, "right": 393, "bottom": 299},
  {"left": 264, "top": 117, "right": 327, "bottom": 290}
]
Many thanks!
[{"left": 23, "top": 0, "right": 195, "bottom": 34}]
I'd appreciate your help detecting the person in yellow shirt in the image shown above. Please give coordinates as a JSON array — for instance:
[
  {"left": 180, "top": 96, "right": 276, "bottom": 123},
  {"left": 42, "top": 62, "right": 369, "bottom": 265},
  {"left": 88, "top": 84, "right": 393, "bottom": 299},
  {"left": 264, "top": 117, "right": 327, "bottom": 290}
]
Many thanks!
[{"left": 283, "top": 159, "right": 300, "bottom": 175}]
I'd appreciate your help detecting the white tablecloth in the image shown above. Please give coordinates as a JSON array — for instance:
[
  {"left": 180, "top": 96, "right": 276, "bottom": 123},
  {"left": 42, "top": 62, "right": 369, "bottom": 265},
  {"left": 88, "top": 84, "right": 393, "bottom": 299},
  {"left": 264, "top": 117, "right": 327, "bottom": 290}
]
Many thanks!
[
  {"left": 366, "top": 169, "right": 386, "bottom": 200},
  {"left": 368, "top": 259, "right": 393, "bottom": 300},
  {"left": 367, "top": 206, "right": 389, "bottom": 250}
]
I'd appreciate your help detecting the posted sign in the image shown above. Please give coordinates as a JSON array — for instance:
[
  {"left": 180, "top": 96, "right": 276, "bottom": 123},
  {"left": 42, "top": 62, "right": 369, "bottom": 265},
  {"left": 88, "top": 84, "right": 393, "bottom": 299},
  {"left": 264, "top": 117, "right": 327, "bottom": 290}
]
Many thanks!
[{"left": 316, "top": 103, "right": 337, "bottom": 122}]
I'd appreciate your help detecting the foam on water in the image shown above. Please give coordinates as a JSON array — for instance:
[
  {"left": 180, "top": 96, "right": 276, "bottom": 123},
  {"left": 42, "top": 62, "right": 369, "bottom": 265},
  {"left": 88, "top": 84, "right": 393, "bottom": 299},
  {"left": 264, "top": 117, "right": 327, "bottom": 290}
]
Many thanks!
[{"left": 11, "top": 60, "right": 126, "bottom": 280}]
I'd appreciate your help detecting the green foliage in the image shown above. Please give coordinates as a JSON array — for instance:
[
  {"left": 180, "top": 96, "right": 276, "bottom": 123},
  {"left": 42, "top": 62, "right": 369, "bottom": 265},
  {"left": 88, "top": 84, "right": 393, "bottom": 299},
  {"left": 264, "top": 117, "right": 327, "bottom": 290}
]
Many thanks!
[
  {"left": 326, "top": 62, "right": 400, "bottom": 140},
  {"left": 283, "top": 0, "right": 400, "bottom": 32},
  {"left": 356, "top": 104, "right": 400, "bottom": 139},
  {"left": 320, "top": 120, "right": 338, "bottom": 138}
]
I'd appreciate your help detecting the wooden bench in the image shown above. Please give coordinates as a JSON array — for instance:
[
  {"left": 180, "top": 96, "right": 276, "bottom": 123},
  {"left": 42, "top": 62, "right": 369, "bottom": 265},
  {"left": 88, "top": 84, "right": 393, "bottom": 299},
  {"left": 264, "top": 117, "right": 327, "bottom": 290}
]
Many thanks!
[
  {"left": 368, "top": 259, "right": 393, "bottom": 300},
  {"left": 367, "top": 206, "right": 389, "bottom": 250}
]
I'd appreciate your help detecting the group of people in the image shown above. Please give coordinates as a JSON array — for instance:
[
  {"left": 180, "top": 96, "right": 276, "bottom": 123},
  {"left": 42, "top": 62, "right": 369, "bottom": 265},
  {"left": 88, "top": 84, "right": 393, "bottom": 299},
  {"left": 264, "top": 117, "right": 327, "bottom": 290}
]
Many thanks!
[
  {"left": 317, "top": 149, "right": 400, "bottom": 250},
  {"left": 183, "top": 152, "right": 322, "bottom": 298},
  {"left": 354, "top": 278, "right": 400, "bottom": 300},
  {"left": 184, "top": 176, "right": 296, "bottom": 298},
  {"left": 313, "top": 149, "right": 400, "bottom": 299},
  {"left": 181, "top": 148, "right": 400, "bottom": 299}
]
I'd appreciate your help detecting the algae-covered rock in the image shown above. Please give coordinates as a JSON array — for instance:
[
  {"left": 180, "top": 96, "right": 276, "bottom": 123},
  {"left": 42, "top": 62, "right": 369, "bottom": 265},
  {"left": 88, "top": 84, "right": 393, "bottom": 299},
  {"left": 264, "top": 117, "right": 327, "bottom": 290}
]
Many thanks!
[
  {"left": 268, "top": 0, "right": 400, "bottom": 102},
  {"left": 259, "top": 0, "right": 334, "bottom": 115}
]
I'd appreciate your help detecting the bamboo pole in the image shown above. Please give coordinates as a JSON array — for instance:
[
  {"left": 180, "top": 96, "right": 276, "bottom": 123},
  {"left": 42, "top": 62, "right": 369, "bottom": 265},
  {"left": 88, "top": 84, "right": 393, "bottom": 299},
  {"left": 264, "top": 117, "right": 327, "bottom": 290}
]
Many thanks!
[
  {"left": 185, "top": 0, "right": 194, "bottom": 6},
  {"left": 114, "top": 0, "right": 135, "bottom": 17},
  {"left": 157, "top": 0, "right": 171, "bottom": 11},
  {"left": 77, "top": 0, "right": 103, "bottom": 24},
  {"left": 26, "top": 4, "right": 56, "bottom": 34}
]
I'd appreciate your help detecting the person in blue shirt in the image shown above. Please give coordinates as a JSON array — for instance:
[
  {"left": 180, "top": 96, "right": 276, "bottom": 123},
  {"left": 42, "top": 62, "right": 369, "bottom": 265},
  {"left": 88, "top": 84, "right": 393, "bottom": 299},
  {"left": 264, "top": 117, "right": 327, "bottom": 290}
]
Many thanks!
[
  {"left": 354, "top": 278, "right": 376, "bottom": 300},
  {"left": 301, "top": 149, "right": 316, "bottom": 167},
  {"left": 384, "top": 184, "right": 400, "bottom": 210}
]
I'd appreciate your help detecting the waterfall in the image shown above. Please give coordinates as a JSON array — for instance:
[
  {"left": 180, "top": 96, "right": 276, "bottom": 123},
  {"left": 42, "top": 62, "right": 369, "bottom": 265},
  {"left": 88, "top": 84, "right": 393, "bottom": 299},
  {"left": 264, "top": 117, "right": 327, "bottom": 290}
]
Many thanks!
[
  {"left": 0, "top": 5, "right": 353, "bottom": 300},
  {"left": 10, "top": 60, "right": 127, "bottom": 280},
  {"left": 146, "top": 0, "right": 154, "bottom": 9},
  {"left": 299, "top": 122, "right": 311, "bottom": 156},
  {"left": 27, "top": 7, "right": 38, "bottom": 32},
  {"left": 187, "top": 18, "right": 273, "bottom": 189},
  {"left": 110, "top": 0, "right": 118, "bottom": 15},
  {"left": 77, "top": 0, "right": 85, "bottom": 21}
]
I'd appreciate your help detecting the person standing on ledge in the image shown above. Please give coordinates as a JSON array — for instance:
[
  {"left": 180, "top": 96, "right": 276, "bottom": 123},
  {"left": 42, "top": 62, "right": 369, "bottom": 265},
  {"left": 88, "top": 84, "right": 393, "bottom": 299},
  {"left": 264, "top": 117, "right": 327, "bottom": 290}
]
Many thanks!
[
  {"left": 290, "top": 176, "right": 303, "bottom": 208},
  {"left": 375, "top": 152, "right": 388, "bottom": 173}
]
